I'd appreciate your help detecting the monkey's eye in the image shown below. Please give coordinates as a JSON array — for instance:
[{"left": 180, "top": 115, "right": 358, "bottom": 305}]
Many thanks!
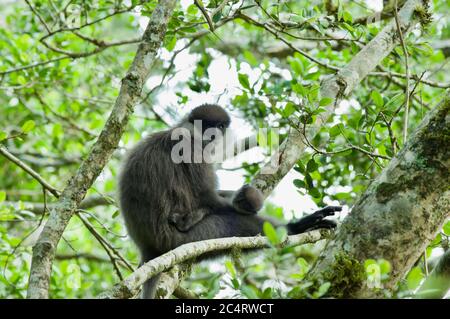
[{"left": 217, "top": 124, "right": 224, "bottom": 130}]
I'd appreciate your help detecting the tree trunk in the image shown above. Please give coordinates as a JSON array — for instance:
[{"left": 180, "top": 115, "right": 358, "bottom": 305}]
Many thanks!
[
  {"left": 26, "top": 0, "right": 176, "bottom": 299},
  {"left": 306, "top": 92, "right": 450, "bottom": 298}
]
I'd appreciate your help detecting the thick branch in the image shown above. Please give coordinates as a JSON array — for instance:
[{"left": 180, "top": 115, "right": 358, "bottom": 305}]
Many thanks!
[
  {"left": 26, "top": 0, "right": 176, "bottom": 299},
  {"left": 250, "top": 0, "right": 424, "bottom": 198},
  {"left": 307, "top": 92, "right": 450, "bottom": 298},
  {"left": 98, "top": 230, "right": 329, "bottom": 299}
]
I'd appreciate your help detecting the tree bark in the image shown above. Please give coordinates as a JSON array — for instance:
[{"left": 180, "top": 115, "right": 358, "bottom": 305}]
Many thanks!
[
  {"left": 26, "top": 0, "right": 176, "bottom": 299},
  {"left": 306, "top": 92, "right": 450, "bottom": 298}
]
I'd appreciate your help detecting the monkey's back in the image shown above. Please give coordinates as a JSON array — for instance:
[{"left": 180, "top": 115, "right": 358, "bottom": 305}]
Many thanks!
[{"left": 118, "top": 130, "right": 217, "bottom": 255}]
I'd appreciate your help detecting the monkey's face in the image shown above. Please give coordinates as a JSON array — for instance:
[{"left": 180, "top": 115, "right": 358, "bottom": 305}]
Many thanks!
[{"left": 188, "top": 104, "right": 234, "bottom": 163}]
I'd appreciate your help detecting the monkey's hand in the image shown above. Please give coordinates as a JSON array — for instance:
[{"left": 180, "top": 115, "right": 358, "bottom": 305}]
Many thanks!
[
  {"left": 287, "top": 206, "right": 341, "bottom": 234},
  {"left": 168, "top": 209, "right": 208, "bottom": 233},
  {"left": 232, "top": 184, "right": 264, "bottom": 215}
]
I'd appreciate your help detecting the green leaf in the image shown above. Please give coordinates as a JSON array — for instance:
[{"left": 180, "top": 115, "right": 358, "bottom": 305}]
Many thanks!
[
  {"left": 329, "top": 123, "right": 343, "bottom": 137},
  {"left": 297, "top": 257, "right": 309, "bottom": 269},
  {"left": 377, "top": 259, "right": 391, "bottom": 275},
  {"left": 334, "top": 192, "right": 352, "bottom": 200},
  {"left": 212, "top": 11, "right": 222, "bottom": 23},
  {"left": 343, "top": 11, "right": 353, "bottom": 23},
  {"left": 443, "top": 221, "right": 450, "bottom": 235},
  {"left": 364, "top": 259, "right": 377, "bottom": 269},
  {"left": 304, "top": 71, "right": 320, "bottom": 81},
  {"left": 294, "top": 161, "right": 305, "bottom": 174},
  {"left": 0, "top": 131, "right": 8, "bottom": 141},
  {"left": 342, "top": 22, "right": 355, "bottom": 33},
  {"left": 293, "top": 179, "right": 306, "bottom": 189},
  {"left": 306, "top": 159, "right": 318, "bottom": 172},
  {"left": 238, "top": 73, "right": 250, "bottom": 90},
  {"left": 21, "top": 120, "right": 35, "bottom": 133},
  {"left": 288, "top": 58, "right": 303, "bottom": 76},
  {"left": 243, "top": 50, "right": 258, "bottom": 66},
  {"left": 241, "top": 286, "right": 259, "bottom": 299},
  {"left": 257, "top": 129, "right": 268, "bottom": 148},
  {"left": 0, "top": 191, "right": 6, "bottom": 203},
  {"left": 384, "top": 93, "right": 404, "bottom": 110},
  {"left": 263, "top": 221, "right": 279, "bottom": 245},
  {"left": 319, "top": 97, "right": 334, "bottom": 106},
  {"left": 187, "top": 4, "right": 198, "bottom": 15},
  {"left": 276, "top": 227, "right": 287, "bottom": 243},
  {"left": 17, "top": 75, "right": 27, "bottom": 85},
  {"left": 314, "top": 282, "right": 331, "bottom": 298},
  {"left": 225, "top": 260, "right": 236, "bottom": 278},
  {"left": 292, "top": 83, "right": 307, "bottom": 96},
  {"left": 165, "top": 36, "right": 177, "bottom": 52},
  {"left": 371, "top": 91, "right": 384, "bottom": 107},
  {"left": 283, "top": 102, "right": 296, "bottom": 117},
  {"left": 406, "top": 267, "right": 424, "bottom": 290},
  {"left": 309, "top": 187, "right": 321, "bottom": 198},
  {"left": 305, "top": 173, "right": 313, "bottom": 189}
]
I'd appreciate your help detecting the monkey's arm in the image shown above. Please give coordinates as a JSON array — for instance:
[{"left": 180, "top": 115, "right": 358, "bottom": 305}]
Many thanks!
[
  {"left": 169, "top": 185, "right": 264, "bottom": 233},
  {"left": 217, "top": 190, "right": 235, "bottom": 199},
  {"left": 287, "top": 206, "right": 341, "bottom": 234},
  {"left": 206, "top": 185, "right": 264, "bottom": 215}
]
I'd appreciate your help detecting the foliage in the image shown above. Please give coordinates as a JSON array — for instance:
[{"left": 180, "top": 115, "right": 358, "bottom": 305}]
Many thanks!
[{"left": 0, "top": 0, "right": 449, "bottom": 299}]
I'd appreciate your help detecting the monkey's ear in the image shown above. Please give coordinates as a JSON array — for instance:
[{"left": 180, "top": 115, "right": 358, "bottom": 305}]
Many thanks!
[
  {"left": 187, "top": 112, "right": 194, "bottom": 123},
  {"left": 232, "top": 185, "right": 263, "bottom": 215}
]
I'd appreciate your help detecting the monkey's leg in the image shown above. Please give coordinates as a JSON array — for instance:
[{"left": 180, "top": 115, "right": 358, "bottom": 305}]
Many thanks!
[
  {"left": 167, "top": 186, "right": 262, "bottom": 233},
  {"left": 169, "top": 208, "right": 209, "bottom": 232},
  {"left": 167, "top": 213, "right": 268, "bottom": 250},
  {"left": 287, "top": 206, "right": 341, "bottom": 234}
]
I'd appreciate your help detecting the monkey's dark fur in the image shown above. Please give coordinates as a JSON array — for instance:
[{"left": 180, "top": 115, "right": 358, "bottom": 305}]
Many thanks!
[{"left": 119, "top": 104, "right": 340, "bottom": 298}]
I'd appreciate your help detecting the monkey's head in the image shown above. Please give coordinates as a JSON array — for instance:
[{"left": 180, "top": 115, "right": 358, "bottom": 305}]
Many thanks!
[
  {"left": 178, "top": 104, "right": 234, "bottom": 163},
  {"left": 188, "top": 104, "right": 231, "bottom": 135}
]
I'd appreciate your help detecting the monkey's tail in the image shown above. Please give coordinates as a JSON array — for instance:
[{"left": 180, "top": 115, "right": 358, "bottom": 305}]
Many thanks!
[
  {"left": 142, "top": 274, "right": 162, "bottom": 299},
  {"left": 140, "top": 249, "right": 161, "bottom": 299}
]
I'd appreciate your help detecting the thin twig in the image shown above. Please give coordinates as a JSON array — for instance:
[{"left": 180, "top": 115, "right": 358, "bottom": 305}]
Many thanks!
[
  {"left": 194, "top": 0, "right": 214, "bottom": 31},
  {"left": 0, "top": 145, "right": 60, "bottom": 197},
  {"left": 25, "top": 0, "right": 52, "bottom": 33},
  {"left": 76, "top": 213, "right": 125, "bottom": 281},
  {"left": 394, "top": 0, "right": 410, "bottom": 142}
]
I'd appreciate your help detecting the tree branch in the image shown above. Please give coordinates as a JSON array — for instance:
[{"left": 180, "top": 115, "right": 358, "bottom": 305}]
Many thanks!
[
  {"left": 26, "top": 0, "right": 176, "bottom": 299},
  {"left": 394, "top": 0, "right": 410, "bottom": 142},
  {"left": 97, "top": 229, "right": 330, "bottom": 299},
  {"left": 0, "top": 145, "right": 60, "bottom": 197}
]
